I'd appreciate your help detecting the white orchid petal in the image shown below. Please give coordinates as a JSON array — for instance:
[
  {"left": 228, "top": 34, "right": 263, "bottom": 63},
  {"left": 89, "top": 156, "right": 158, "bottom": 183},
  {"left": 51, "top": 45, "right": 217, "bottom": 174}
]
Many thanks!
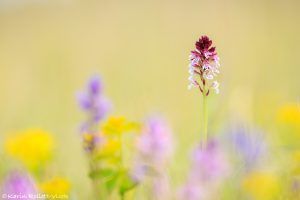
[
  {"left": 188, "top": 76, "right": 194, "bottom": 81},
  {"left": 188, "top": 84, "right": 194, "bottom": 90}
]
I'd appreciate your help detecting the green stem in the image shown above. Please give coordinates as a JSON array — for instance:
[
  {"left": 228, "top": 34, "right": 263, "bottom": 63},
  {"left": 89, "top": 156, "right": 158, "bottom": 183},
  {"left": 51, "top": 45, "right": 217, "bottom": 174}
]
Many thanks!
[
  {"left": 121, "top": 193, "right": 125, "bottom": 200},
  {"left": 89, "top": 157, "right": 106, "bottom": 200},
  {"left": 202, "top": 92, "right": 208, "bottom": 148},
  {"left": 120, "top": 134, "right": 124, "bottom": 167},
  {"left": 89, "top": 160, "right": 99, "bottom": 200}
]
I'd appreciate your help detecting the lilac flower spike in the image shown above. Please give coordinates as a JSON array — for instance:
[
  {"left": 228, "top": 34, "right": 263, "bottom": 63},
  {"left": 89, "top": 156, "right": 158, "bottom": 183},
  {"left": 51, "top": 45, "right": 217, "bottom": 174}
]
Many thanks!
[
  {"left": 77, "top": 76, "right": 111, "bottom": 124},
  {"left": 188, "top": 36, "right": 220, "bottom": 95},
  {"left": 77, "top": 75, "right": 111, "bottom": 152},
  {"left": 89, "top": 76, "right": 102, "bottom": 95},
  {"left": 1, "top": 172, "right": 38, "bottom": 200}
]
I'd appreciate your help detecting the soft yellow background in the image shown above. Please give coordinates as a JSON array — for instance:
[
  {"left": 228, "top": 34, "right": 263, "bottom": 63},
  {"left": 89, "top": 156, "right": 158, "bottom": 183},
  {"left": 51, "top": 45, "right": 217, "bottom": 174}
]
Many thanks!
[{"left": 0, "top": 0, "right": 299, "bottom": 198}]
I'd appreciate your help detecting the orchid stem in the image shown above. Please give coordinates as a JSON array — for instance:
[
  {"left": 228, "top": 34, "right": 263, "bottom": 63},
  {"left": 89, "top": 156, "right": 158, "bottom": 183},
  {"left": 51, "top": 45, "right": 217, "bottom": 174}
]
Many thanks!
[{"left": 202, "top": 92, "right": 208, "bottom": 148}]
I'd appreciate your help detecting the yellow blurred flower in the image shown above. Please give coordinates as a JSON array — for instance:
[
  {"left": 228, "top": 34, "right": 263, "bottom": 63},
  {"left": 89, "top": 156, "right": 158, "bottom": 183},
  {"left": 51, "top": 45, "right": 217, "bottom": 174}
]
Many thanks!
[
  {"left": 40, "top": 177, "right": 70, "bottom": 196},
  {"left": 5, "top": 129, "right": 54, "bottom": 169},
  {"left": 102, "top": 116, "right": 140, "bottom": 136},
  {"left": 82, "top": 132, "right": 100, "bottom": 152},
  {"left": 83, "top": 133, "right": 94, "bottom": 143},
  {"left": 98, "top": 139, "right": 121, "bottom": 156},
  {"left": 242, "top": 172, "right": 279, "bottom": 200},
  {"left": 277, "top": 104, "right": 300, "bottom": 125}
]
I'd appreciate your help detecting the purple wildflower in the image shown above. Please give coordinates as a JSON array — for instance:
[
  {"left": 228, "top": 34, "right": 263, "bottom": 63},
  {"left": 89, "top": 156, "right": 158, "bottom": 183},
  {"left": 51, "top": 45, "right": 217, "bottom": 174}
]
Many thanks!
[
  {"left": 178, "top": 181, "right": 204, "bottom": 200},
  {"left": 77, "top": 75, "right": 111, "bottom": 152},
  {"left": 230, "top": 127, "right": 267, "bottom": 171},
  {"left": 131, "top": 116, "right": 173, "bottom": 199},
  {"left": 178, "top": 140, "right": 228, "bottom": 200},
  {"left": 130, "top": 163, "right": 147, "bottom": 183},
  {"left": 89, "top": 76, "right": 102, "bottom": 95},
  {"left": 136, "top": 117, "right": 173, "bottom": 166},
  {"left": 190, "top": 140, "right": 228, "bottom": 182},
  {"left": 1, "top": 172, "right": 38, "bottom": 200},
  {"left": 77, "top": 76, "right": 111, "bottom": 125},
  {"left": 188, "top": 36, "right": 220, "bottom": 95}
]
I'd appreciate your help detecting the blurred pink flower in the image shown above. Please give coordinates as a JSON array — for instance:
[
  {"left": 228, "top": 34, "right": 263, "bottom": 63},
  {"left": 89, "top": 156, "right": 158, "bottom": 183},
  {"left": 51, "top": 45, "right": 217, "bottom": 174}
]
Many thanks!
[
  {"left": 178, "top": 181, "right": 204, "bottom": 200},
  {"left": 131, "top": 116, "right": 173, "bottom": 199},
  {"left": 191, "top": 140, "right": 228, "bottom": 182},
  {"left": 136, "top": 117, "right": 173, "bottom": 166},
  {"left": 178, "top": 140, "right": 228, "bottom": 200},
  {"left": 1, "top": 171, "right": 38, "bottom": 200}
]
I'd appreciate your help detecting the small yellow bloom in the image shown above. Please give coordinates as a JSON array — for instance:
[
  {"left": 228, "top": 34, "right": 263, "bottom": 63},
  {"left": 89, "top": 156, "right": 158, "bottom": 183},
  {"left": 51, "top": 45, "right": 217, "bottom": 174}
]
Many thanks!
[
  {"left": 102, "top": 116, "right": 140, "bottom": 136},
  {"left": 40, "top": 177, "right": 70, "bottom": 196},
  {"left": 277, "top": 104, "right": 300, "bottom": 125},
  {"left": 98, "top": 139, "right": 121, "bottom": 156},
  {"left": 5, "top": 129, "right": 54, "bottom": 169},
  {"left": 83, "top": 133, "right": 94, "bottom": 143},
  {"left": 243, "top": 172, "right": 279, "bottom": 200},
  {"left": 82, "top": 133, "right": 98, "bottom": 151}
]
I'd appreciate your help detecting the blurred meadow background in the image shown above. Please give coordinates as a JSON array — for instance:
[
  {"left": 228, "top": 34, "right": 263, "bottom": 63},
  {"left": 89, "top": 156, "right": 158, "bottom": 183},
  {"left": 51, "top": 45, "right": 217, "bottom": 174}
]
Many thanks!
[{"left": 0, "top": 0, "right": 300, "bottom": 199}]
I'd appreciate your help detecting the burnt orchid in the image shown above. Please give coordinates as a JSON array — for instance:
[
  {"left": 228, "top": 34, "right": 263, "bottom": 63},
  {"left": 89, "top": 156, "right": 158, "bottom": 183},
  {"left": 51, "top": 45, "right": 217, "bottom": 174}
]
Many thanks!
[
  {"left": 188, "top": 35, "right": 220, "bottom": 94},
  {"left": 188, "top": 35, "right": 220, "bottom": 147}
]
